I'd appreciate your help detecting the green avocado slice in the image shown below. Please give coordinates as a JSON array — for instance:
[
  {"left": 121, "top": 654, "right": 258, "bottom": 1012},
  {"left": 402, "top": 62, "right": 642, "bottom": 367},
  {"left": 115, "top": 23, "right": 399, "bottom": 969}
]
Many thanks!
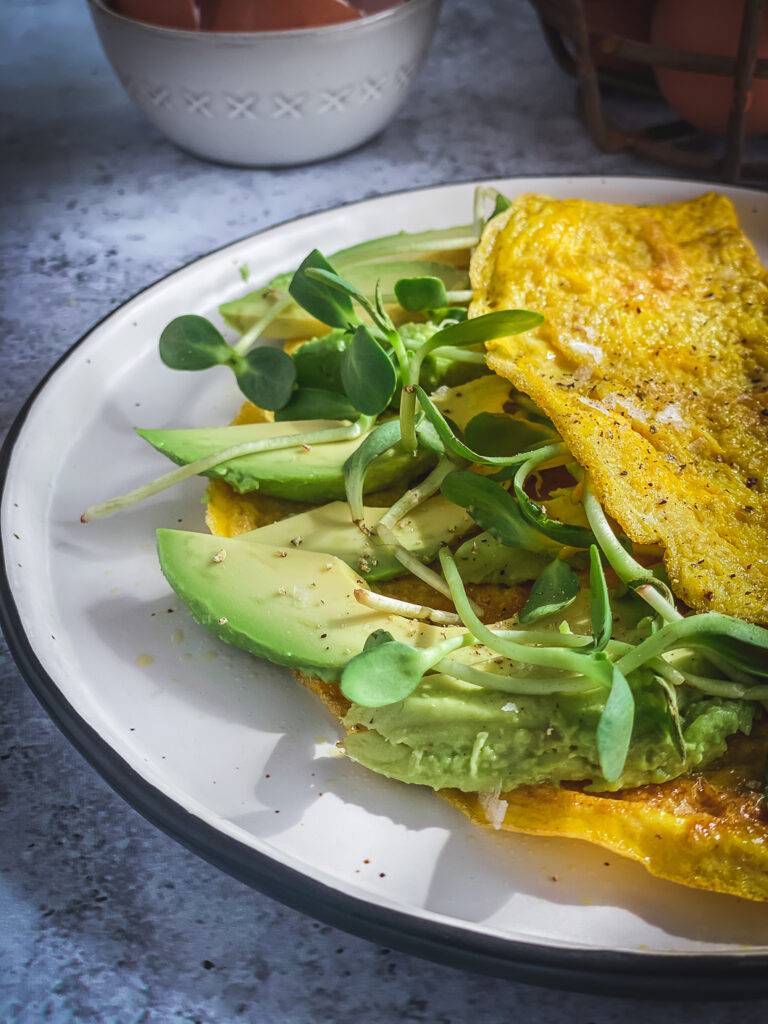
[
  {"left": 157, "top": 529, "right": 463, "bottom": 682},
  {"left": 248, "top": 497, "right": 473, "bottom": 581},
  {"left": 138, "top": 419, "right": 434, "bottom": 502}
]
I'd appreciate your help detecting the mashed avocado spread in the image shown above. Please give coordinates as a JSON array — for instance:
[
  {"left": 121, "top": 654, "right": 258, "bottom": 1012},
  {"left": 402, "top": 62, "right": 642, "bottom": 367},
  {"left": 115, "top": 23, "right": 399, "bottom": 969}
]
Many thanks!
[{"left": 342, "top": 673, "right": 755, "bottom": 793}]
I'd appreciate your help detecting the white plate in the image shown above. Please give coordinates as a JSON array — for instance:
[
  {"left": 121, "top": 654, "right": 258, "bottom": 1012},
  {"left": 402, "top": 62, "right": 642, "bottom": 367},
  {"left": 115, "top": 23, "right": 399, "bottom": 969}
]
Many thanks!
[{"left": 3, "top": 176, "right": 768, "bottom": 997}]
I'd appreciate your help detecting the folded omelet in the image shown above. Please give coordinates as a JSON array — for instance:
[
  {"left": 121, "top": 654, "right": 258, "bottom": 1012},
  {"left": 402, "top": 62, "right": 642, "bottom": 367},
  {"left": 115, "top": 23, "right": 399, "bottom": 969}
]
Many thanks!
[
  {"left": 204, "top": 193, "right": 768, "bottom": 902},
  {"left": 473, "top": 192, "right": 768, "bottom": 625}
]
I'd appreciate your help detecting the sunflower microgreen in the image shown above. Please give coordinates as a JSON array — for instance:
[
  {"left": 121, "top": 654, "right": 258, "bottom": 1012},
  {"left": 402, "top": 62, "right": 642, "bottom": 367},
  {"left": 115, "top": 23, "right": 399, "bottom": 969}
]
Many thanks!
[
  {"left": 159, "top": 315, "right": 232, "bottom": 370},
  {"left": 588, "top": 545, "right": 612, "bottom": 653},
  {"left": 464, "top": 412, "right": 554, "bottom": 458},
  {"left": 158, "top": 315, "right": 296, "bottom": 411},
  {"left": 235, "top": 346, "right": 297, "bottom": 410},
  {"left": 653, "top": 672, "right": 687, "bottom": 760},
  {"left": 595, "top": 656, "right": 635, "bottom": 782},
  {"left": 441, "top": 471, "right": 555, "bottom": 553},
  {"left": 415, "top": 387, "right": 551, "bottom": 469},
  {"left": 274, "top": 388, "right": 360, "bottom": 423},
  {"left": 518, "top": 556, "right": 581, "bottom": 625},
  {"left": 512, "top": 448, "right": 597, "bottom": 548},
  {"left": 341, "top": 325, "right": 398, "bottom": 416},
  {"left": 439, "top": 547, "right": 615, "bottom": 682},
  {"left": 288, "top": 250, "right": 357, "bottom": 330},
  {"left": 616, "top": 613, "right": 768, "bottom": 679},
  {"left": 343, "top": 419, "right": 404, "bottom": 523},
  {"left": 341, "top": 630, "right": 471, "bottom": 707}
]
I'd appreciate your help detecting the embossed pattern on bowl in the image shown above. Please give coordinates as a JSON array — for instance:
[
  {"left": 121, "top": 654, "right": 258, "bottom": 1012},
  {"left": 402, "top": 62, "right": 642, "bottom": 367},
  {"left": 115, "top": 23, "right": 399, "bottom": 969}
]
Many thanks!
[{"left": 87, "top": 0, "right": 443, "bottom": 167}]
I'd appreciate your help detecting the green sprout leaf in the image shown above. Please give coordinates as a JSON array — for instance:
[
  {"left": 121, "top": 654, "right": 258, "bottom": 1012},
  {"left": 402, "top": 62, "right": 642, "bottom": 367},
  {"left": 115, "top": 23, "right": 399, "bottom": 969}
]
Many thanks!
[
  {"left": 341, "top": 325, "right": 397, "bottom": 416},
  {"left": 654, "top": 673, "right": 686, "bottom": 760},
  {"left": 234, "top": 347, "right": 296, "bottom": 411},
  {"left": 363, "top": 629, "right": 397, "bottom": 651},
  {"left": 596, "top": 658, "right": 635, "bottom": 782},
  {"left": 464, "top": 412, "right": 554, "bottom": 458},
  {"left": 513, "top": 453, "right": 596, "bottom": 549},
  {"left": 394, "top": 276, "right": 449, "bottom": 312},
  {"left": 416, "top": 309, "right": 545, "bottom": 358},
  {"left": 588, "top": 545, "right": 612, "bottom": 653},
  {"left": 159, "top": 315, "right": 231, "bottom": 370},
  {"left": 341, "top": 632, "right": 467, "bottom": 707},
  {"left": 616, "top": 612, "right": 768, "bottom": 680},
  {"left": 441, "top": 471, "right": 555, "bottom": 553},
  {"left": 305, "top": 265, "right": 396, "bottom": 338},
  {"left": 491, "top": 193, "right": 512, "bottom": 217},
  {"left": 415, "top": 387, "right": 551, "bottom": 469},
  {"left": 289, "top": 250, "right": 357, "bottom": 330},
  {"left": 274, "top": 387, "right": 360, "bottom": 423},
  {"left": 343, "top": 419, "right": 403, "bottom": 522},
  {"left": 415, "top": 417, "right": 444, "bottom": 454},
  {"left": 518, "top": 557, "right": 581, "bottom": 625}
]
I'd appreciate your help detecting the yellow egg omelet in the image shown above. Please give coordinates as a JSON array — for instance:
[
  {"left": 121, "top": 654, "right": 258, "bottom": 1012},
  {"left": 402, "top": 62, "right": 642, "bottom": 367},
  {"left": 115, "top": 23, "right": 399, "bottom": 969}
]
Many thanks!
[{"left": 473, "top": 192, "right": 768, "bottom": 625}]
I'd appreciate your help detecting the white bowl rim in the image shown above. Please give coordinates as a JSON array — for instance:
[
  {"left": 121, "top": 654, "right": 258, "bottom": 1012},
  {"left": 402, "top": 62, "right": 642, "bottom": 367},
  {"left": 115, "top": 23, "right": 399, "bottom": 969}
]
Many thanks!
[{"left": 87, "top": 0, "right": 439, "bottom": 41}]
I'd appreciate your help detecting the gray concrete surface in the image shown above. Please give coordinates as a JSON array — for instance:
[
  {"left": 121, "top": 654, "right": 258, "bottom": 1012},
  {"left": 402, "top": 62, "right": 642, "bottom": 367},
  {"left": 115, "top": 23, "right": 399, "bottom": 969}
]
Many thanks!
[{"left": 2, "top": 1, "right": 768, "bottom": 1020}]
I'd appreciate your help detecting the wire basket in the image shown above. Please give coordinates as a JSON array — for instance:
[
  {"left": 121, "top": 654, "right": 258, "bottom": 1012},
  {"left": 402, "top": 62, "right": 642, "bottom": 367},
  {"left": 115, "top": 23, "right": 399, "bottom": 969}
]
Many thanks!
[{"left": 529, "top": 0, "right": 768, "bottom": 183}]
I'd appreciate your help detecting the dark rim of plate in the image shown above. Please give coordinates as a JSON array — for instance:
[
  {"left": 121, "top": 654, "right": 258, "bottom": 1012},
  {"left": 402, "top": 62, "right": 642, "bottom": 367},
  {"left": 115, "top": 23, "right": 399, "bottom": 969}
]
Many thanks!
[{"left": 2, "top": 175, "right": 768, "bottom": 1000}]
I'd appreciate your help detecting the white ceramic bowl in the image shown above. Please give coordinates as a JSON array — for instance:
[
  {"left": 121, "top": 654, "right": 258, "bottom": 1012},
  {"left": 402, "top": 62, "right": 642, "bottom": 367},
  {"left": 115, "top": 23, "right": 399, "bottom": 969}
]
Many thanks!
[{"left": 87, "top": 0, "right": 443, "bottom": 167}]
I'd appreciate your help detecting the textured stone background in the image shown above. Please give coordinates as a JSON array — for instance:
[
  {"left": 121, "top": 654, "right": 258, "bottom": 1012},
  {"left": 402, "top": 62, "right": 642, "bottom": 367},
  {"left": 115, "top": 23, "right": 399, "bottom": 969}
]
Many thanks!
[{"left": 3, "top": 1, "right": 768, "bottom": 1020}]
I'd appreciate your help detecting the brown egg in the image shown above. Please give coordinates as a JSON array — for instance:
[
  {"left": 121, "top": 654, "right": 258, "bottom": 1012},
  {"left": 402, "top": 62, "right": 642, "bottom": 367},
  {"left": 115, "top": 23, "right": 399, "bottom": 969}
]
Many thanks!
[
  {"left": 582, "top": 0, "right": 654, "bottom": 72},
  {"left": 205, "top": 0, "right": 361, "bottom": 31},
  {"left": 112, "top": 0, "right": 200, "bottom": 29},
  {"left": 651, "top": 0, "right": 768, "bottom": 136}
]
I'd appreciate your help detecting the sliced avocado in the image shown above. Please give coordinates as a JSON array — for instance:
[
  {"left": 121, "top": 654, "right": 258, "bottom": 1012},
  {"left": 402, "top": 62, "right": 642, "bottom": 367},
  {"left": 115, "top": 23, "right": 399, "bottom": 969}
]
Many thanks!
[
  {"left": 138, "top": 419, "right": 434, "bottom": 502},
  {"left": 248, "top": 496, "right": 474, "bottom": 581},
  {"left": 157, "top": 529, "right": 462, "bottom": 682},
  {"left": 219, "top": 262, "right": 468, "bottom": 336}
]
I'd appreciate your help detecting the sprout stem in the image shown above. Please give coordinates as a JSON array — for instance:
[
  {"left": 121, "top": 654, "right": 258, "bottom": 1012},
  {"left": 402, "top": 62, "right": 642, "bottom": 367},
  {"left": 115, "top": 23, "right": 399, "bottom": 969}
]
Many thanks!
[
  {"left": 582, "top": 476, "right": 659, "bottom": 590},
  {"left": 376, "top": 456, "right": 456, "bottom": 535},
  {"left": 439, "top": 547, "right": 612, "bottom": 681},
  {"left": 82, "top": 422, "right": 366, "bottom": 522},
  {"left": 233, "top": 294, "right": 293, "bottom": 355},
  {"left": 399, "top": 340, "right": 486, "bottom": 365},
  {"left": 353, "top": 588, "right": 462, "bottom": 625},
  {"left": 635, "top": 584, "right": 681, "bottom": 624},
  {"left": 653, "top": 656, "right": 768, "bottom": 700},
  {"left": 436, "top": 658, "right": 600, "bottom": 696},
  {"left": 376, "top": 522, "right": 475, "bottom": 610},
  {"left": 399, "top": 386, "right": 417, "bottom": 453}
]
